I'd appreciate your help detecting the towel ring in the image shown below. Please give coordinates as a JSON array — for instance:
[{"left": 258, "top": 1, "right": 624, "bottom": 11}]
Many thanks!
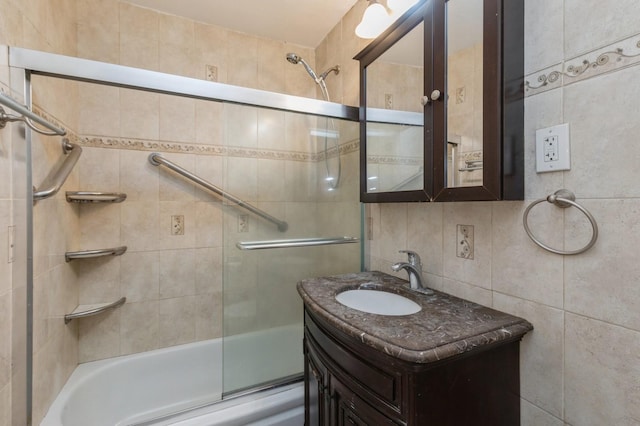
[{"left": 523, "top": 189, "right": 598, "bottom": 255}]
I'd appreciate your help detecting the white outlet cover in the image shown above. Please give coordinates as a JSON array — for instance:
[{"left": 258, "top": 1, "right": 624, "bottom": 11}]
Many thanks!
[{"left": 536, "top": 123, "right": 570, "bottom": 173}]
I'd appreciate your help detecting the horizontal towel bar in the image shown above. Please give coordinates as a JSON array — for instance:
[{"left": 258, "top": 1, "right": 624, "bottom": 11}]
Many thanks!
[
  {"left": 64, "top": 297, "right": 126, "bottom": 324},
  {"left": 33, "top": 139, "right": 82, "bottom": 201},
  {"left": 236, "top": 236, "right": 359, "bottom": 250},
  {"left": 65, "top": 246, "right": 127, "bottom": 262},
  {"left": 0, "top": 92, "right": 66, "bottom": 136},
  {"left": 149, "top": 153, "right": 288, "bottom": 232}
]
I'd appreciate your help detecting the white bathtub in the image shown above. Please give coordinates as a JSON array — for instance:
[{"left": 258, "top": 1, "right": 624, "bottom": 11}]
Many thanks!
[{"left": 41, "top": 325, "right": 304, "bottom": 426}]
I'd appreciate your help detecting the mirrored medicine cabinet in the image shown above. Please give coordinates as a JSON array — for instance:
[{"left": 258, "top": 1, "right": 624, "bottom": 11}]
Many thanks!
[{"left": 355, "top": 0, "right": 524, "bottom": 203}]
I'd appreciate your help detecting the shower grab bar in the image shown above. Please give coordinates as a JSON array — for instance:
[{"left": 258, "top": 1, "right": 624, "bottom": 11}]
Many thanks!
[
  {"left": 149, "top": 153, "right": 288, "bottom": 232},
  {"left": 33, "top": 139, "right": 82, "bottom": 201},
  {"left": 236, "top": 236, "right": 359, "bottom": 250},
  {"left": 64, "top": 297, "right": 126, "bottom": 324},
  {"left": 0, "top": 92, "right": 67, "bottom": 136}
]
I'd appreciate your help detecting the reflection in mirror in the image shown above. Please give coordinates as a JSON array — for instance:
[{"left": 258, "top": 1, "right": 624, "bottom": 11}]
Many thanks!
[
  {"left": 446, "top": 0, "right": 483, "bottom": 188},
  {"left": 365, "top": 22, "right": 424, "bottom": 193}
]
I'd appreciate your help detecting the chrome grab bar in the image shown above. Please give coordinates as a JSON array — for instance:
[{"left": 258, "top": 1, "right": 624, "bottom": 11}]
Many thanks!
[
  {"left": 33, "top": 139, "right": 82, "bottom": 201},
  {"left": 149, "top": 153, "right": 288, "bottom": 232},
  {"left": 236, "top": 236, "right": 359, "bottom": 250},
  {"left": 64, "top": 297, "right": 126, "bottom": 324},
  {"left": 0, "top": 92, "right": 67, "bottom": 136}
]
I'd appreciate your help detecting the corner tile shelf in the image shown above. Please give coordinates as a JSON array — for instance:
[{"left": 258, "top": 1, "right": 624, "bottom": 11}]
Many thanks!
[
  {"left": 66, "top": 191, "right": 127, "bottom": 203},
  {"left": 64, "top": 297, "right": 126, "bottom": 324},
  {"left": 65, "top": 246, "right": 127, "bottom": 262}
]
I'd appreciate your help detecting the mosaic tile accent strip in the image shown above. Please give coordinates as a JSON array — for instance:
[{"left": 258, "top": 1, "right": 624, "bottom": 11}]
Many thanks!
[{"left": 526, "top": 34, "right": 640, "bottom": 97}]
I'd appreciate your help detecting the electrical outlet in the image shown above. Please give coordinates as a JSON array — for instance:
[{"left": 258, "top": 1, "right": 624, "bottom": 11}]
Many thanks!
[
  {"left": 456, "top": 224, "right": 474, "bottom": 259},
  {"left": 205, "top": 65, "right": 218, "bottom": 82},
  {"left": 171, "top": 215, "right": 184, "bottom": 235},
  {"left": 536, "top": 123, "right": 570, "bottom": 172},
  {"left": 238, "top": 214, "right": 249, "bottom": 233},
  {"left": 385, "top": 93, "right": 393, "bottom": 109}
]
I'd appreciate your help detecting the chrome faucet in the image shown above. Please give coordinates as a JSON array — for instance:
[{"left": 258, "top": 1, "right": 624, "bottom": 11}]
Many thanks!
[{"left": 391, "top": 250, "right": 426, "bottom": 291}]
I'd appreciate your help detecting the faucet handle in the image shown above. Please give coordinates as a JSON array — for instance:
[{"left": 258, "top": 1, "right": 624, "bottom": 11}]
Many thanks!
[{"left": 399, "top": 250, "right": 421, "bottom": 267}]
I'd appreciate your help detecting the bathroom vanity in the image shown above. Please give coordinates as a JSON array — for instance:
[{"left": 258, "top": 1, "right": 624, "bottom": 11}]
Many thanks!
[{"left": 297, "top": 272, "right": 532, "bottom": 425}]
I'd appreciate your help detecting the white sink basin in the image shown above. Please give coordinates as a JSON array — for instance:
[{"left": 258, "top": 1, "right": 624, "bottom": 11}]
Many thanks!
[{"left": 336, "top": 289, "right": 421, "bottom": 316}]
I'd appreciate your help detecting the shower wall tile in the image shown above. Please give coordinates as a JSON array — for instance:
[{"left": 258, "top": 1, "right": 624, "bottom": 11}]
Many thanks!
[
  {"left": 564, "top": 0, "right": 640, "bottom": 59},
  {"left": 121, "top": 251, "right": 159, "bottom": 303},
  {"left": 563, "top": 67, "right": 640, "bottom": 199},
  {"left": 564, "top": 199, "right": 640, "bottom": 330},
  {"left": 0, "top": 383, "right": 8, "bottom": 426},
  {"left": 159, "top": 248, "right": 196, "bottom": 298},
  {"left": 565, "top": 313, "right": 640, "bottom": 425},
  {"left": 257, "top": 38, "right": 286, "bottom": 93},
  {"left": 194, "top": 202, "right": 224, "bottom": 248},
  {"left": 407, "top": 203, "right": 443, "bottom": 276},
  {"left": 119, "top": 1, "right": 157, "bottom": 40},
  {"left": 159, "top": 95, "right": 195, "bottom": 143},
  {"left": 493, "top": 293, "right": 564, "bottom": 418},
  {"left": 195, "top": 247, "right": 223, "bottom": 295},
  {"left": 226, "top": 31, "right": 258, "bottom": 89},
  {"left": 76, "top": 0, "right": 118, "bottom": 63},
  {"left": 257, "top": 108, "right": 286, "bottom": 151},
  {"left": 258, "top": 159, "right": 287, "bottom": 202},
  {"left": 120, "top": 149, "right": 160, "bottom": 201},
  {"left": 120, "top": 33, "right": 159, "bottom": 71},
  {"left": 77, "top": 146, "right": 120, "bottom": 191},
  {"left": 78, "top": 84, "right": 120, "bottom": 136},
  {"left": 440, "top": 278, "right": 493, "bottom": 307},
  {"left": 524, "top": 0, "right": 563, "bottom": 75},
  {"left": 195, "top": 293, "right": 222, "bottom": 340},
  {"left": 119, "top": 89, "right": 160, "bottom": 140},
  {"left": 76, "top": 257, "right": 121, "bottom": 304},
  {"left": 195, "top": 99, "right": 224, "bottom": 146},
  {"left": 226, "top": 103, "right": 258, "bottom": 148},
  {"left": 121, "top": 201, "right": 160, "bottom": 251},
  {"left": 158, "top": 296, "right": 197, "bottom": 347},
  {"left": 120, "top": 301, "right": 159, "bottom": 356},
  {"left": 226, "top": 157, "right": 258, "bottom": 201},
  {"left": 78, "top": 310, "right": 121, "bottom": 362},
  {"left": 491, "top": 202, "right": 564, "bottom": 308}
]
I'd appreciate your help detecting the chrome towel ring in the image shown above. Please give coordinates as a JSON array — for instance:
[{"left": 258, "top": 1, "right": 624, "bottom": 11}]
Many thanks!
[{"left": 523, "top": 189, "right": 598, "bottom": 255}]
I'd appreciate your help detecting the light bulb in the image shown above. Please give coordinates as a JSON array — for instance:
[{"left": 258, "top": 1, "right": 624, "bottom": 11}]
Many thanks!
[{"left": 355, "top": 2, "right": 392, "bottom": 39}]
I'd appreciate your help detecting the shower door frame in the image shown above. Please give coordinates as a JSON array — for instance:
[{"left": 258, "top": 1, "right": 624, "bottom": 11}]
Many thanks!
[{"left": 8, "top": 46, "right": 359, "bottom": 425}]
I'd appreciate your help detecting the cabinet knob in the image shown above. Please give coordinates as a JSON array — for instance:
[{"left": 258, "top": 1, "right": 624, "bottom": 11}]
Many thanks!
[{"left": 421, "top": 90, "right": 442, "bottom": 105}]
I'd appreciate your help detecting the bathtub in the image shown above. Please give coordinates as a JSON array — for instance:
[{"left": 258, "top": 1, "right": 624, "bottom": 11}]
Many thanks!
[{"left": 41, "top": 324, "right": 304, "bottom": 426}]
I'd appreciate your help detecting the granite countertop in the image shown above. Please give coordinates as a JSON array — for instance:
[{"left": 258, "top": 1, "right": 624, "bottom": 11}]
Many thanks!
[{"left": 297, "top": 271, "right": 533, "bottom": 364}]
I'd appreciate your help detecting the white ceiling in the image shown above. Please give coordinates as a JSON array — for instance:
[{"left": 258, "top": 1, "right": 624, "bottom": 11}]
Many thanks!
[{"left": 125, "top": 0, "right": 360, "bottom": 48}]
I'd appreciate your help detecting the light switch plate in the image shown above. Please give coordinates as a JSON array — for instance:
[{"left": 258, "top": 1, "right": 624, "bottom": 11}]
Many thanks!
[{"left": 536, "top": 123, "right": 570, "bottom": 173}]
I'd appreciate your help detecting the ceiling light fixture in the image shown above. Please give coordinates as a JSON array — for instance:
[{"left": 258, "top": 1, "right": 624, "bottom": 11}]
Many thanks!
[
  {"left": 355, "top": 0, "right": 393, "bottom": 39},
  {"left": 355, "top": 0, "right": 420, "bottom": 39}
]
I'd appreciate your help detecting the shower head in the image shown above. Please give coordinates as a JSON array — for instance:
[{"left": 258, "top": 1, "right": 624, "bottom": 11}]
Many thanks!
[{"left": 285, "top": 52, "right": 319, "bottom": 82}]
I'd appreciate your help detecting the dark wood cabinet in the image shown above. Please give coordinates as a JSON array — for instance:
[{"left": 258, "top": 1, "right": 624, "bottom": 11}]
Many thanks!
[{"left": 304, "top": 309, "right": 523, "bottom": 426}]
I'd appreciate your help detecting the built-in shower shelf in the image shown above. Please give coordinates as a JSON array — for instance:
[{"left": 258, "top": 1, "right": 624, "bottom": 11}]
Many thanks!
[
  {"left": 64, "top": 297, "right": 126, "bottom": 324},
  {"left": 65, "top": 246, "right": 127, "bottom": 262},
  {"left": 66, "top": 191, "right": 127, "bottom": 203}
]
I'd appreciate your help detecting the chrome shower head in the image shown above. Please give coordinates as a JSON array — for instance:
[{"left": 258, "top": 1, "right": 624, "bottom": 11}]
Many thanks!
[{"left": 285, "top": 52, "right": 319, "bottom": 81}]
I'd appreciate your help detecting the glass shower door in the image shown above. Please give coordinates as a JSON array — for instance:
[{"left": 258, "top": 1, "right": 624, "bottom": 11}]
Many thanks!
[{"left": 221, "top": 105, "right": 361, "bottom": 395}]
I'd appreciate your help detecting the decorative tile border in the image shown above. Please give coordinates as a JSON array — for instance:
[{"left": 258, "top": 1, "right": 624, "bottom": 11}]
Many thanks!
[
  {"left": 366, "top": 155, "right": 422, "bottom": 166},
  {"left": 526, "top": 34, "right": 640, "bottom": 97},
  {"left": 33, "top": 105, "right": 359, "bottom": 163}
]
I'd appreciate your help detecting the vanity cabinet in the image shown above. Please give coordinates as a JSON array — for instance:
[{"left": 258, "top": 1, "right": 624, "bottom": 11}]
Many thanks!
[
  {"left": 355, "top": 0, "right": 524, "bottom": 202},
  {"left": 304, "top": 309, "right": 522, "bottom": 426}
]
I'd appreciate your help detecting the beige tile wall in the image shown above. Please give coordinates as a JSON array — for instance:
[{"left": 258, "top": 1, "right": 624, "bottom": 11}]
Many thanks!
[{"left": 362, "top": 0, "right": 640, "bottom": 424}]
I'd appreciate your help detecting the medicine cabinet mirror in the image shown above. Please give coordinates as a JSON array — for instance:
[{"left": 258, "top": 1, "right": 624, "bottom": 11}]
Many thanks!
[{"left": 355, "top": 0, "right": 524, "bottom": 203}]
